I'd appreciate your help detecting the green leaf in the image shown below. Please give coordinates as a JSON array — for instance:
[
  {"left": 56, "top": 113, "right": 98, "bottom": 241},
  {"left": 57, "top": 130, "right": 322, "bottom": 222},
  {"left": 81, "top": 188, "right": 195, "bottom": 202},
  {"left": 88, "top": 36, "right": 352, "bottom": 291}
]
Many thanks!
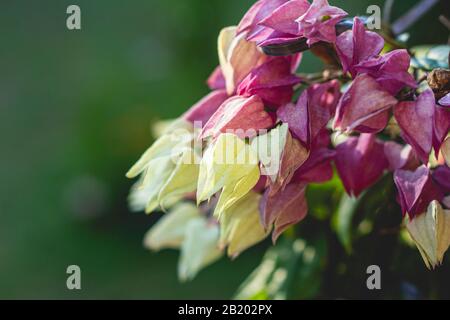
[
  {"left": 411, "top": 45, "right": 450, "bottom": 71},
  {"left": 332, "top": 193, "right": 362, "bottom": 254}
]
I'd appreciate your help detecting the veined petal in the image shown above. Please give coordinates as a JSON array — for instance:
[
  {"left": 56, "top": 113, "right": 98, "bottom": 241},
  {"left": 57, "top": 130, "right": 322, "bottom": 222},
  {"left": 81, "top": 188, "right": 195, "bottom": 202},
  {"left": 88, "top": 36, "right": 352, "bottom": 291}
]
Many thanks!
[
  {"left": 178, "top": 218, "right": 223, "bottom": 281},
  {"left": 237, "top": 0, "right": 289, "bottom": 38},
  {"left": 219, "top": 191, "right": 271, "bottom": 257},
  {"left": 237, "top": 57, "right": 301, "bottom": 107},
  {"left": 214, "top": 165, "right": 261, "bottom": 219},
  {"left": 258, "top": 0, "right": 310, "bottom": 35},
  {"left": 405, "top": 201, "right": 450, "bottom": 269},
  {"left": 270, "top": 131, "right": 310, "bottom": 193},
  {"left": 333, "top": 74, "right": 397, "bottom": 134},
  {"left": 251, "top": 123, "right": 289, "bottom": 181},
  {"left": 433, "top": 166, "right": 450, "bottom": 194},
  {"left": 394, "top": 165, "right": 443, "bottom": 219},
  {"left": 126, "top": 120, "right": 194, "bottom": 178},
  {"left": 293, "top": 147, "right": 335, "bottom": 183},
  {"left": 200, "top": 95, "right": 274, "bottom": 140},
  {"left": 335, "top": 134, "right": 388, "bottom": 197},
  {"left": 183, "top": 90, "right": 229, "bottom": 125},
  {"left": 354, "top": 49, "right": 417, "bottom": 95},
  {"left": 158, "top": 149, "right": 201, "bottom": 209},
  {"left": 296, "top": 0, "right": 348, "bottom": 45},
  {"left": 279, "top": 80, "right": 340, "bottom": 147},
  {"left": 394, "top": 89, "right": 435, "bottom": 164},
  {"left": 143, "top": 203, "right": 201, "bottom": 251},
  {"left": 197, "top": 133, "right": 260, "bottom": 204},
  {"left": 260, "top": 181, "right": 308, "bottom": 242},
  {"left": 207, "top": 66, "right": 226, "bottom": 90},
  {"left": 336, "top": 17, "right": 384, "bottom": 77},
  {"left": 218, "top": 27, "right": 268, "bottom": 94},
  {"left": 384, "top": 142, "right": 419, "bottom": 171}
]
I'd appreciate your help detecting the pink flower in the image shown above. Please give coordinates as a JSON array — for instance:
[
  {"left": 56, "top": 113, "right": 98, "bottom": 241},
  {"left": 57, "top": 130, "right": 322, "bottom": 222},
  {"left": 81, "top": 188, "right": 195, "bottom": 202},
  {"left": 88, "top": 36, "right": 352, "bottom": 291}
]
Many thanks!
[
  {"left": 278, "top": 80, "right": 341, "bottom": 147},
  {"left": 354, "top": 50, "right": 417, "bottom": 95},
  {"left": 333, "top": 74, "right": 397, "bottom": 134},
  {"left": 259, "top": 181, "right": 308, "bottom": 242},
  {"left": 383, "top": 142, "right": 419, "bottom": 171},
  {"left": 200, "top": 95, "right": 274, "bottom": 139},
  {"left": 259, "top": 0, "right": 311, "bottom": 35},
  {"left": 433, "top": 105, "right": 450, "bottom": 157},
  {"left": 183, "top": 90, "right": 229, "bottom": 125},
  {"left": 336, "top": 17, "right": 384, "bottom": 77},
  {"left": 433, "top": 166, "right": 450, "bottom": 195},
  {"left": 394, "top": 89, "right": 435, "bottom": 164},
  {"left": 207, "top": 66, "right": 226, "bottom": 90},
  {"left": 237, "top": 57, "right": 302, "bottom": 107},
  {"left": 292, "top": 146, "right": 335, "bottom": 183},
  {"left": 238, "top": 0, "right": 347, "bottom": 47},
  {"left": 439, "top": 93, "right": 450, "bottom": 107},
  {"left": 296, "top": 0, "right": 347, "bottom": 45},
  {"left": 237, "top": 0, "right": 289, "bottom": 41},
  {"left": 335, "top": 134, "right": 388, "bottom": 197},
  {"left": 394, "top": 165, "right": 443, "bottom": 219}
]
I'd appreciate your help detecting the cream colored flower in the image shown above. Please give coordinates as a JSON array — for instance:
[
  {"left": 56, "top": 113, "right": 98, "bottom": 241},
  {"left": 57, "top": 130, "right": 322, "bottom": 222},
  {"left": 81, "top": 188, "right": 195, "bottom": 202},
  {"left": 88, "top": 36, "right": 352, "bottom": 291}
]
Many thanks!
[{"left": 405, "top": 201, "right": 450, "bottom": 269}]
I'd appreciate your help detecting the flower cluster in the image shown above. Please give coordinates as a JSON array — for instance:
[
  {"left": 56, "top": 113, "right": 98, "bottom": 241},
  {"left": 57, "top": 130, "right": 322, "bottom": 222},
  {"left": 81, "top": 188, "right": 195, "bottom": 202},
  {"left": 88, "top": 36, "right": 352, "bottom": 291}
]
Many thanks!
[{"left": 127, "top": 0, "right": 450, "bottom": 279}]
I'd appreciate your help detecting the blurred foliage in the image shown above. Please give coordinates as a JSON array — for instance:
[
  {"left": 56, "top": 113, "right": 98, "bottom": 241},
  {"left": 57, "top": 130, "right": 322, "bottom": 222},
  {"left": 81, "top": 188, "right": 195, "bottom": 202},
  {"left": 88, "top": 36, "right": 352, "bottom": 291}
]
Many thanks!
[{"left": 0, "top": 0, "right": 449, "bottom": 299}]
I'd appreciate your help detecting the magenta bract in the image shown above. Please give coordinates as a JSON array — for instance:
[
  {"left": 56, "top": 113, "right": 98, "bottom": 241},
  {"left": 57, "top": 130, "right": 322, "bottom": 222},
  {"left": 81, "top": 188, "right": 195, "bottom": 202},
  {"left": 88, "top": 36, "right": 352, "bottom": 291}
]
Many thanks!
[
  {"left": 200, "top": 95, "right": 274, "bottom": 139},
  {"left": 336, "top": 17, "right": 384, "bottom": 77},
  {"left": 334, "top": 74, "right": 397, "bottom": 134},
  {"left": 394, "top": 89, "right": 436, "bottom": 164},
  {"left": 335, "top": 134, "right": 388, "bottom": 197},
  {"left": 394, "top": 165, "right": 443, "bottom": 219}
]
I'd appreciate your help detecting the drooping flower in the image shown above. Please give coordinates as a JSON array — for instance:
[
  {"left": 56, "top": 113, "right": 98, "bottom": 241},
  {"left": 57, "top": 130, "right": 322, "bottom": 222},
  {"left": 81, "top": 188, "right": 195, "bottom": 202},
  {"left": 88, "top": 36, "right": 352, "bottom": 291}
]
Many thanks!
[
  {"left": 143, "top": 202, "right": 223, "bottom": 281},
  {"left": 196, "top": 133, "right": 260, "bottom": 219},
  {"left": 405, "top": 201, "right": 450, "bottom": 269},
  {"left": 200, "top": 95, "right": 274, "bottom": 140},
  {"left": 126, "top": 120, "right": 201, "bottom": 213},
  {"left": 394, "top": 165, "right": 443, "bottom": 219},
  {"left": 144, "top": 202, "right": 202, "bottom": 251},
  {"left": 219, "top": 191, "right": 271, "bottom": 258},
  {"left": 258, "top": 0, "right": 311, "bottom": 36},
  {"left": 295, "top": 0, "right": 348, "bottom": 45},
  {"left": 394, "top": 89, "right": 436, "bottom": 164},
  {"left": 237, "top": 57, "right": 302, "bottom": 107},
  {"left": 354, "top": 49, "right": 417, "bottom": 95},
  {"left": 278, "top": 80, "right": 341, "bottom": 147},
  {"left": 238, "top": 0, "right": 347, "bottom": 47},
  {"left": 335, "top": 17, "right": 384, "bottom": 77},
  {"left": 237, "top": 0, "right": 289, "bottom": 41},
  {"left": 335, "top": 133, "right": 388, "bottom": 197},
  {"left": 333, "top": 74, "right": 397, "bottom": 134},
  {"left": 178, "top": 218, "right": 223, "bottom": 281}
]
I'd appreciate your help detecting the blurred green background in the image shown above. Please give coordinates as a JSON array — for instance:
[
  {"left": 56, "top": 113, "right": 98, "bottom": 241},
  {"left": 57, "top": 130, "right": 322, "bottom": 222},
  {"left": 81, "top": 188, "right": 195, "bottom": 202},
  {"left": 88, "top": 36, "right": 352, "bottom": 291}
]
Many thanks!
[{"left": 0, "top": 0, "right": 448, "bottom": 299}]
